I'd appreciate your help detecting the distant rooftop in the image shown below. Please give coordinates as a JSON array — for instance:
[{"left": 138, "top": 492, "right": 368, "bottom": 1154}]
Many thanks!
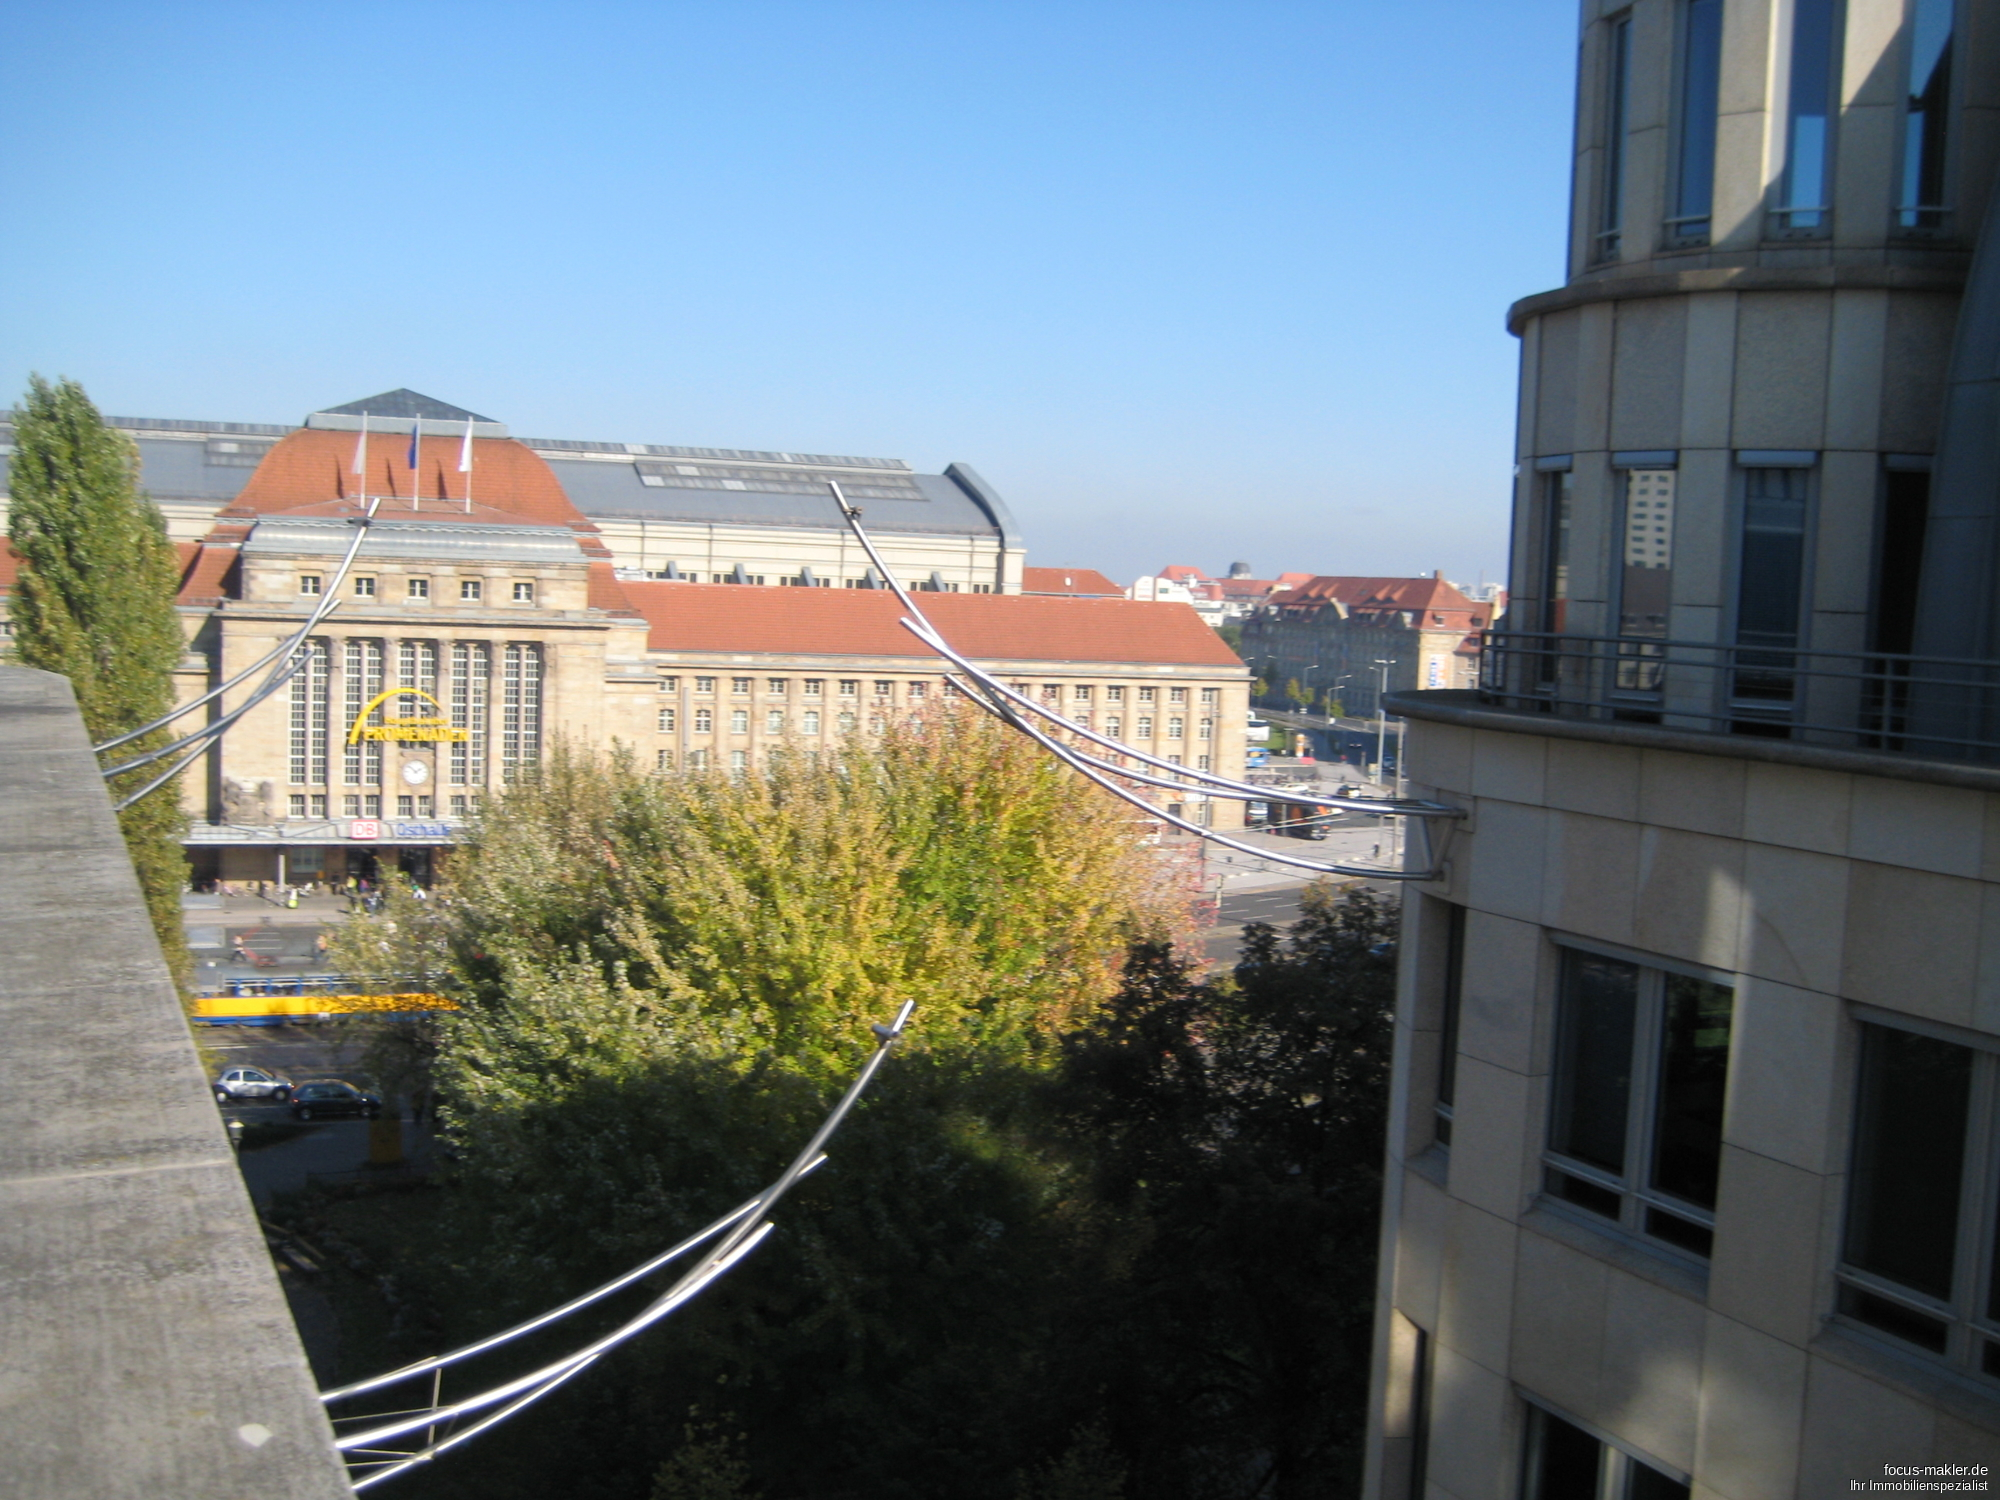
[
  {"left": 320, "top": 388, "right": 496, "bottom": 423},
  {"left": 0, "top": 391, "right": 1019, "bottom": 544}
]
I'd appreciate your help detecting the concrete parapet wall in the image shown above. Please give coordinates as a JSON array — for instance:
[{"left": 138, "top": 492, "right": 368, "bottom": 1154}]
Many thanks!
[{"left": 0, "top": 667, "right": 350, "bottom": 1497}]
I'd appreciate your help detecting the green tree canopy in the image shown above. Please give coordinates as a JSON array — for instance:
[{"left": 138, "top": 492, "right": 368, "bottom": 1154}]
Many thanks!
[
  {"left": 323, "top": 714, "right": 1203, "bottom": 1498},
  {"left": 8, "top": 375, "right": 190, "bottom": 981},
  {"left": 322, "top": 726, "right": 1396, "bottom": 1500},
  {"left": 1053, "top": 886, "right": 1397, "bottom": 1498}
]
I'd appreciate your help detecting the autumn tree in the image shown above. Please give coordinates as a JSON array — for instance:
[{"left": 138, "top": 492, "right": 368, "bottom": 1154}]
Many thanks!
[
  {"left": 326, "top": 709, "right": 1199, "bottom": 1499},
  {"left": 8, "top": 376, "right": 190, "bottom": 983}
]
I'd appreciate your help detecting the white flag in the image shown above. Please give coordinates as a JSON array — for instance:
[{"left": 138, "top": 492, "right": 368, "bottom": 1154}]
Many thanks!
[
  {"left": 351, "top": 412, "right": 369, "bottom": 475},
  {"left": 458, "top": 415, "right": 475, "bottom": 473}
]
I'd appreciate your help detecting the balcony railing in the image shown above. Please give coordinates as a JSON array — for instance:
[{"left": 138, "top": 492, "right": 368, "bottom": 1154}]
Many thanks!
[{"left": 1476, "top": 628, "right": 2000, "bottom": 763}]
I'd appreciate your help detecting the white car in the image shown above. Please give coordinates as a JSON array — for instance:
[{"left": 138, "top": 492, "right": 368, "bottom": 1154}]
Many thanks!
[{"left": 213, "top": 1066, "right": 293, "bottom": 1104}]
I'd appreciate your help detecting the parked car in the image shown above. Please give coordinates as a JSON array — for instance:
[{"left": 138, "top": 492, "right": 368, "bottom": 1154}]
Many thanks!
[
  {"left": 213, "top": 1066, "right": 292, "bottom": 1104},
  {"left": 288, "top": 1079, "right": 383, "bottom": 1121}
]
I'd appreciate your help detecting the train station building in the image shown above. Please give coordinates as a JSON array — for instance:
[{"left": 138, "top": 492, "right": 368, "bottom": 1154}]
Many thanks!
[{"left": 4, "top": 391, "right": 1248, "bottom": 885}]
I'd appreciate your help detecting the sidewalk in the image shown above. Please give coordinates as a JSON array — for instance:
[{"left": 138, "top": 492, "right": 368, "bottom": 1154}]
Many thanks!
[{"left": 184, "top": 891, "right": 351, "bottom": 993}]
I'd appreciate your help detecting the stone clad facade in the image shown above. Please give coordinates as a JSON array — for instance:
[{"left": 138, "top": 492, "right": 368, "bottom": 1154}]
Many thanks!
[{"left": 1365, "top": 1, "right": 2000, "bottom": 1497}]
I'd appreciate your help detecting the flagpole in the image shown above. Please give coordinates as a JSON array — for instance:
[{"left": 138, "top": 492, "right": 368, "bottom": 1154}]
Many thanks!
[
  {"left": 459, "top": 415, "right": 475, "bottom": 514},
  {"left": 352, "top": 413, "right": 369, "bottom": 507}
]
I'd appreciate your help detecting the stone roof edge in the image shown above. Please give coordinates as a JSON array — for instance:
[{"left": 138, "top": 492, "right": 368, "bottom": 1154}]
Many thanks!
[{"left": 1386, "top": 688, "right": 2000, "bottom": 793}]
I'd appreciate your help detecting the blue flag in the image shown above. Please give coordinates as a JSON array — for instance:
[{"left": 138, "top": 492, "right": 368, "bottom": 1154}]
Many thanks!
[{"left": 407, "top": 422, "right": 420, "bottom": 470}]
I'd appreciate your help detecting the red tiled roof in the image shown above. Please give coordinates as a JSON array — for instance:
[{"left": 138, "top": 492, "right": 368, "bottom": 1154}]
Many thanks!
[
  {"left": 1021, "top": 566, "right": 1124, "bottom": 597},
  {"left": 621, "top": 583, "right": 1245, "bottom": 667},
  {"left": 1267, "top": 573, "right": 1489, "bottom": 629},
  {"left": 587, "top": 561, "right": 640, "bottom": 616},
  {"left": 178, "top": 543, "right": 241, "bottom": 606},
  {"left": 1159, "top": 564, "right": 1208, "bottom": 582},
  {"left": 223, "top": 428, "right": 589, "bottom": 530},
  {"left": 1214, "top": 577, "right": 1283, "bottom": 600}
]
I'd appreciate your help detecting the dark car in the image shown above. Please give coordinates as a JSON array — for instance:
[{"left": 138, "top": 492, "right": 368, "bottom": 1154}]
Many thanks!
[{"left": 289, "top": 1079, "right": 383, "bottom": 1121}]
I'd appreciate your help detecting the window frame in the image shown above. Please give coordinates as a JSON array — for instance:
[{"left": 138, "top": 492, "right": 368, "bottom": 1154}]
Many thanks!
[
  {"left": 1663, "top": 0, "right": 1725, "bottom": 248},
  {"left": 1724, "top": 461, "right": 1818, "bottom": 730},
  {"left": 1893, "top": 0, "right": 1959, "bottom": 235},
  {"left": 461, "top": 579, "right": 483, "bottom": 601},
  {"left": 1834, "top": 1009, "right": 2000, "bottom": 1378},
  {"left": 1519, "top": 1397, "right": 1692, "bottom": 1499},
  {"left": 1593, "top": 11, "right": 1635, "bottom": 264},
  {"left": 407, "top": 576, "right": 431, "bottom": 600},
  {"left": 299, "top": 574, "right": 322, "bottom": 596},
  {"left": 1435, "top": 903, "right": 1466, "bottom": 1147},
  {"left": 1768, "top": 0, "right": 1845, "bottom": 238},
  {"left": 512, "top": 581, "right": 535, "bottom": 603},
  {"left": 1610, "top": 464, "right": 1679, "bottom": 705},
  {"left": 1540, "top": 935, "right": 1737, "bottom": 1263}
]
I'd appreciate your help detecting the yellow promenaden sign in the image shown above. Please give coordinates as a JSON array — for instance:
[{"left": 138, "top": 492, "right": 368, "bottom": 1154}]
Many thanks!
[{"left": 346, "top": 688, "right": 471, "bottom": 745}]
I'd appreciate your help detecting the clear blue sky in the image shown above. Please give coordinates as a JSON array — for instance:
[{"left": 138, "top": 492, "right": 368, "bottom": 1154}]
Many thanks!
[{"left": 1, "top": 1, "right": 1577, "bottom": 588}]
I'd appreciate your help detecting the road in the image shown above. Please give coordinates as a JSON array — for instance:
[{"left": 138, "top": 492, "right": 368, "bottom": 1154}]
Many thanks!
[
  {"left": 1203, "top": 885, "right": 1308, "bottom": 969},
  {"left": 202, "top": 1022, "right": 376, "bottom": 1081}
]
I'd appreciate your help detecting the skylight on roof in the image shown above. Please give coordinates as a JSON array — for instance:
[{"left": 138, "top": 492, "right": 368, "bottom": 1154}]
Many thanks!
[{"left": 632, "top": 461, "right": 925, "bottom": 501}]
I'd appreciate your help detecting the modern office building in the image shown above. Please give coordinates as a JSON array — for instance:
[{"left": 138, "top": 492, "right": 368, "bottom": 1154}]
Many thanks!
[{"left": 1366, "top": 1, "right": 2000, "bottom": 1497}]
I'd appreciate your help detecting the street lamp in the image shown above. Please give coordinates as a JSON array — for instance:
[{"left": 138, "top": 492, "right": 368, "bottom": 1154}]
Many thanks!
[{"left": 1372, "top": 659, "right": 1397, "bottom": 784}]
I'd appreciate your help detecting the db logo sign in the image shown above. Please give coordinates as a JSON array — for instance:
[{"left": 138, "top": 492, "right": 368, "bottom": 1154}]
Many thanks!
[{"left": 349, "top": 819, "right": 381, "bottom": 841}]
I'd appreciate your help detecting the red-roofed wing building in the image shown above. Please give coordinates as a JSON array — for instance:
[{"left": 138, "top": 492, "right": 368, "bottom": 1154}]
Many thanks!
[
  {"left": 2, "top": 392, "right": 1250, "bottom": 884},
  {"left": 1239, "top": 572, "right": 1494, "bottom": 715},
  {"left": 1021, "top": 566, "right": 1125, "bottom": 597},
  {"left": 621, "top": 584, "right": 1249, "bottom": 829}
]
